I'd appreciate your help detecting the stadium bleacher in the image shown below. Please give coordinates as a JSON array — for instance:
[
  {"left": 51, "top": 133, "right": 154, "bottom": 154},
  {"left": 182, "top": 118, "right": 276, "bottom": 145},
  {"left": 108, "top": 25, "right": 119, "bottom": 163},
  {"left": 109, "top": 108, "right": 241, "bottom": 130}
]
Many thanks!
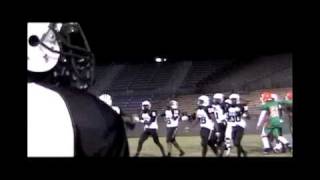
[{"left": 91, "top": 54, "right": 292, "bottom": 137}]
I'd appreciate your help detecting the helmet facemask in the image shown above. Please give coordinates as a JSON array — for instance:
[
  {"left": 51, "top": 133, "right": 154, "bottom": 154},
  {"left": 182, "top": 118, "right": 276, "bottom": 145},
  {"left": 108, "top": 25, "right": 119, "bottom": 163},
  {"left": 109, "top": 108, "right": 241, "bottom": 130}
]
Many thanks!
[
  {"left": 213, "top": 93, "right": 224, "bottom": 104},
  {"left": 27, "top": 22, "right": 95, "bottom": 90},
  {"left": 142, "top": 101, "right": 151, "bottom": 111},
  {"left": 197, "top": 95, "right": 210, "bottom": 108},
  {"left": 169, "top": 100, "right": 178, "bottom": 109}
]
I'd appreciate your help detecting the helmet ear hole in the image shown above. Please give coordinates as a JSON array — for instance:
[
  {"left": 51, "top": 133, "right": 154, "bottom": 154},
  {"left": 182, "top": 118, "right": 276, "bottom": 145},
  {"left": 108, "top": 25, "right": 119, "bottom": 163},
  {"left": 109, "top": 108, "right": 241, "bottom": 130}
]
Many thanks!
[{"left": 29, "top": 35, "right": 40, "bottom": 46}]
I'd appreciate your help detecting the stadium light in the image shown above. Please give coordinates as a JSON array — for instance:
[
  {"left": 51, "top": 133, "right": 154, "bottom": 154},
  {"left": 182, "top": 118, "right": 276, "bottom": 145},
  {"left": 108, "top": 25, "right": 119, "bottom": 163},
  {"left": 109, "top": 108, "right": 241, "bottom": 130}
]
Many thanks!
[
  {"left": 155, "top": 57, "right": 167, "bottom": 63},
  {"left": 155, "top": 57, "right": 162, "bottom": 63}
]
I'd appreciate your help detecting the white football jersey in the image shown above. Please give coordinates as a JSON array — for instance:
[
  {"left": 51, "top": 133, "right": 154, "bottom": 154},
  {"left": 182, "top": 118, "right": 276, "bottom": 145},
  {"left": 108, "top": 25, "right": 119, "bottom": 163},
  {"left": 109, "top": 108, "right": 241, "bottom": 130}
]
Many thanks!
[
  {"left": 226, "top": 106, "right": 246, "bottom": 128},
  {"left": 28, "top": 83, "right": 74, "bottom": 157},
  {"left": 142, "top": 111, "right": 158, "bottom": 129},
  {"left": 165, "top": 109, "right": 180, "bottom": 127},
  {"left": 196, "top": 107, "right": 214, "bottom": 130},
  {"left": 112, "top": 106, "right": 121, "bottom": 115},
  {"left": 212, "top": 104, "right": 227, "bottom": 123}
]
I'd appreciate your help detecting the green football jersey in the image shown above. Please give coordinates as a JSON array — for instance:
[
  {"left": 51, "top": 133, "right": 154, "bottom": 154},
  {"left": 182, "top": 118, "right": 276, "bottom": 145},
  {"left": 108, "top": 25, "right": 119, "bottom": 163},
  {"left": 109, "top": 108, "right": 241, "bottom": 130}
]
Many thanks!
[{"left": 261, "top": 101, "right": 282, "bottom": 128}]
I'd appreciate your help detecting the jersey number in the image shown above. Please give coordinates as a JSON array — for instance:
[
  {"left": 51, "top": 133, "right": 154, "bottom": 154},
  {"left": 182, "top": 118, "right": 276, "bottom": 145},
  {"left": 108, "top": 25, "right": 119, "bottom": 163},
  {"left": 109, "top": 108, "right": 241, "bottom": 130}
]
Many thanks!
[
  {"left": 229, "top": 116, "right": 240, "bottom": 122},
  {"left": 270, "top": 106, "right": 279, "bottom": 118},
  {"left": 215, "top": 112, "right": 219, "bottom": 119},
  {"left": 200, "top": 117, "right": 206, "bottom": 124},
  {"left": 166, "top": 118, "right": 171, "bottom": 124}
]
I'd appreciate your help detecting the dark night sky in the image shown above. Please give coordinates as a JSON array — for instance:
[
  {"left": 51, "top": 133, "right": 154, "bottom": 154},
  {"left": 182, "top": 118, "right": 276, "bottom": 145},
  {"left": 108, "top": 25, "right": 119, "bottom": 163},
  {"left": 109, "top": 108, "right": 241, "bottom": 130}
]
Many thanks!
[{"left": 79, "top": 19, "right": 292, "bottom": 65}]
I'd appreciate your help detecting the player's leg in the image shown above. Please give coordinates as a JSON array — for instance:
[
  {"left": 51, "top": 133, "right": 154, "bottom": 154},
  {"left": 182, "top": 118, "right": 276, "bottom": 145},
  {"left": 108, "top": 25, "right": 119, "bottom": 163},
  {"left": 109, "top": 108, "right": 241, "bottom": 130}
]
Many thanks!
[
  {"left": 172, "top": 140, "right": 185, "bottom": 157},
  {"left": 261, "top": 126, "right": 272, "bottom": 154},
  {"left": 267, "top": 129, "right": 277, "bottom": 152},
  {"left": 238, "top": 126, "right": 247, "bottom": 157},
  {"left": 217, "top": 122, "right": 226, "bottom": 156},
  {"left": 135, "top": 130, "right": 149, "bottom": 157},
  {"left": 232, "top": 126, "right": 240, "bottom": 157},
  {"left": 166, "top": 127, "right": 174, "bottom": 157},
  {"left": 271, "top": 127, "right": 282, "bottom": 153},
  {"left": 151, "top": 129, "right": 166, "bottom": 156},
  {"left": 200, "top": 128, "right": 209, "bottom": 157},
  {"left": 208, "top": 130, "right": 219, "bottom": 156},
  {"left": 233, "top": 126, "right": 247, "bottom": 157},
  {"left": 170, "top": 128, "right": 185, "bottom": 156},
  {"left": 276, "top": 127, "right": 285, "bottom": 153},
  {"left": 224, "top": 123, "right": 233, "bottom": 156},
  {"left": 275, "top": 127, "right": 292, "bottom": 153},
  {"left": 288, "top": 114, "right": 293, "bottom": 138},
  {"left": 219, "top": 122, "right": 227, "bottom": 144}
]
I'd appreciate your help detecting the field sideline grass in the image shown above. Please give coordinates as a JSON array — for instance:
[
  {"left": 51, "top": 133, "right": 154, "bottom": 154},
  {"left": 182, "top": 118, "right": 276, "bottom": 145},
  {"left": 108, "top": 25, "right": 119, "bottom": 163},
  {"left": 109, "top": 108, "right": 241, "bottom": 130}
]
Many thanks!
[{"left": 128, "top": 134, "right": 292, "bottom": 157}]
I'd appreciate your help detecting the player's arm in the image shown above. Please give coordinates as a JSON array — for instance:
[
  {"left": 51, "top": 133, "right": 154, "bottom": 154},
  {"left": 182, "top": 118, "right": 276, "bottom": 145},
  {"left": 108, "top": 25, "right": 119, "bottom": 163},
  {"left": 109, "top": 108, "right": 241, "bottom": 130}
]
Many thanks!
[
  {"left": 221, "top": 104, "right": 229, "bottom": 124},
  {"left": 145, "top": 111, "right": 157, "bottom": 125},
  {"left": 190, "top": 112, "right": 196, "bottom": 122},
  {"left": 173, "top": 109, "right": 180, "bottom": 121},
  {"left": 119, "top": 110, "right": 136, "bottom": 130},
  {"left": 132, "top": 113, "right": 145, "bottom": 123},
  {"left": 159, "top": 111, "right": 168, "bottom": 123},
  {"left": 207, "top": 107, "right": 220, "bottom": 132},
  {"left": 257, "top": 110, "right": 268, "bottom": 129},
  {"left": 241, "top": 104, "right": 250, "bottom": 119},
  {"left": 191, "top": 112, "right": 200, "bottom": 127},
  {"left": 180, "top": 112, "right": 192, "bottom": 122},
  {"left": 278, "top": 100, "right": 293, "bottom": 106},
  {"left": 278, "top": 104, "right": 284, "bottom": 119}
]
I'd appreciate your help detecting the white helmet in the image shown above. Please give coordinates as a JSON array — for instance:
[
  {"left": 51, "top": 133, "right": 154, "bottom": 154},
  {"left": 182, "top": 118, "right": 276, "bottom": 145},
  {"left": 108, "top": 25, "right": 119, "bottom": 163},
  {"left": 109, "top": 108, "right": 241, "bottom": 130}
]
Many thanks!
[
  {"left": 213, "top": 93, "right": 224, "bottom": 104},
  {"left": 28, "top": 23, "right": 63, "bottom": 72},
  {"left": 99, "top": 94, "right": 112, "bottom": 106},
  {"left": 142, "top": 100, "right": 151, "bottom": 110},
  {"left": 197, "top": 95, "right": 210, "bottom": 107},
  {"left": 229, "top": 94, "right": 240, "bottom": 104},
  {"left": 224, "top": 99, "right": 232, "bottom": 105},
  {"left": 169, "top": 100, "right": 178, "bottom": 109}
]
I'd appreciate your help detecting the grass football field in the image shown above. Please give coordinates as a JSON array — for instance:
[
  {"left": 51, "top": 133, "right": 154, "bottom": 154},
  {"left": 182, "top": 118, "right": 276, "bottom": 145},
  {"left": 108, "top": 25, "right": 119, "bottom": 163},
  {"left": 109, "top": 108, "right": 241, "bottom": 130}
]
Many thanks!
[{"left": 128, "top": 134, "right": 292, "bottom": 157}]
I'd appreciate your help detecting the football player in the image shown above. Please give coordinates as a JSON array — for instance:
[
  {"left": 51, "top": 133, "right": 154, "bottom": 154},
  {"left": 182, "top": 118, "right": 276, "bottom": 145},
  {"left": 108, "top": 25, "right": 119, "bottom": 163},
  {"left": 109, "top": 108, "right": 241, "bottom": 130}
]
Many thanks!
[
  {"left": 133, "top": 100, "right": 166, "bottom": 157},
  {"left": 256, "top": 92, "right": 292, "bottom": 153},
  {"left": 284, "top": 91, "right": 293, "bottom": 136},
  {"left": 27, "top": 22, "right": 129, "bottom": 157},
  {"left": 271, "top": 93, "right": 287, "bottom": 152},
  {"left": 99, "top": 93, "right": 135, "bottom": 130},
  {"left": 224, "top": 98, "right": 233, "bottom": 155},
  {"left": 194, "top": 95, "right": 220, "bottom": 157},
  {"left": 225, "top": 94, "right": 248, "bottom": 157},
  {"left": 278, "top": 91, "right": 293, "bottom": 149},
  {"left": 257, "top": 92, "right": 273, "bottom": 154},
  {"left": 212, "top": 93, "right": 228, "bottom": 156},
  {"left": 162, "top": 100, "right": 185, "bottom": 157}
]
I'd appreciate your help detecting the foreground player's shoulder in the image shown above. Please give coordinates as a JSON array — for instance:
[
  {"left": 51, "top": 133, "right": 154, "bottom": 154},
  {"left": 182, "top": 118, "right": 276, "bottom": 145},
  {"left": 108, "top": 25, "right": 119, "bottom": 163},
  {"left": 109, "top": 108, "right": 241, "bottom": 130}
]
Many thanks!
[{"left": 28, "top": 83, "right": 74, "bottom": 157}]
